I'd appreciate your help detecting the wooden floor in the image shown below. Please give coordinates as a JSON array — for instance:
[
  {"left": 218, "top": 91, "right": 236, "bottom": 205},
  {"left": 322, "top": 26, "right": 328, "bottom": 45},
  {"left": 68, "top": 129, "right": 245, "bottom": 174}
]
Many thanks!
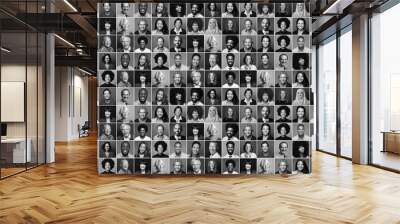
[
  {"left": 0, "top": 167, "right": 26, "bottom": 178},
  {"left": 1, "top": 136, "right": 400, "bottom": 223}
]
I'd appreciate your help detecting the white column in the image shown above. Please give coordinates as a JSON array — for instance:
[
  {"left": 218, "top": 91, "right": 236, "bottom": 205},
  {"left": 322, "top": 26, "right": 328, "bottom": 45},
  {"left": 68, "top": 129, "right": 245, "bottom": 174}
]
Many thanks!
[{"left": 46, "top": 33, "right": 55, "bottom": 163}]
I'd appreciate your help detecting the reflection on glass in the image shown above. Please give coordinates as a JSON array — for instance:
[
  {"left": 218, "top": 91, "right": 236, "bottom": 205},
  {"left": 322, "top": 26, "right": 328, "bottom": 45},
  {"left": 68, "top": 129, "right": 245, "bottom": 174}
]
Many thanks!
[
  {"left": 0, "top": 1, "right": 46, "bottom": 178},
  {"left": 1, "top": 32, "right": 27, "bottom": 177},
  {"left": 371, "top": 3, "right": 400, "bottom": 171},
  {"left": 340, "top": 29, "right": 352, "bottom": 158},
  {"left": 317, "top": 36, "right": 337, "bottom": 154},
  {"left": 27, "top": 32, "right": 39, "bottom": 169}
]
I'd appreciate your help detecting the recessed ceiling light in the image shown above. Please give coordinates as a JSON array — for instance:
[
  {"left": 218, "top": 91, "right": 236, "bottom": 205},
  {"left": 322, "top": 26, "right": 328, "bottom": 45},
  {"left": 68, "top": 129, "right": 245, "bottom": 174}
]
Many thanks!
[
  {"left": 323, "top": 0, "right": 353, "bottom": 15},
  {"left": 63, "top": 0, "right": 78, "bottom": 12},
  {"left": 1, "top": 47, "right": 11, "bottom": 53},
  {"left": 54, "top": 34, "right": 75, "bottom": 48},
  {"left": 78, "top": 67, "right": 92, "bottom": 76}
]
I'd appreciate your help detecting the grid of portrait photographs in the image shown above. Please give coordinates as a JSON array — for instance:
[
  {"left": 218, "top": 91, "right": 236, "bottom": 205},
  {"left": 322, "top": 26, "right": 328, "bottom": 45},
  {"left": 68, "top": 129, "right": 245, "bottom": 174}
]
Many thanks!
[{"left": 97, "top": 2, "right": 312, "bottom": 175}]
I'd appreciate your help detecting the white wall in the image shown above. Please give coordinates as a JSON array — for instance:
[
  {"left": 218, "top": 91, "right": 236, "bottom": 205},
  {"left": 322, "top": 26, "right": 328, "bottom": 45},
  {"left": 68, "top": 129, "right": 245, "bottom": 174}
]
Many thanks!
[
  {"left": 1, "top": 63, "right": 46, "bottom": 163},
  {"left": 55, "top": 66, "right": 69, "bottom": 141},
  {"left": 72, "top": 72, "right": 89, "bottom": 138},
  {"left": 1, "top": 65, "right": 34, "bottom": 138},
  {"left": 54, "top": 66, "right": 89, "bottom": 141}
]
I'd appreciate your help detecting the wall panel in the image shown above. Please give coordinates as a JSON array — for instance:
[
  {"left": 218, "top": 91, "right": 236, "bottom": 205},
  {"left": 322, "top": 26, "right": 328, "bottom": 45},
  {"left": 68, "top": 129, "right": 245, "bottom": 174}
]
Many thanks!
[{"left": 97, "top": 2, "right": 313, "bottom": 175}]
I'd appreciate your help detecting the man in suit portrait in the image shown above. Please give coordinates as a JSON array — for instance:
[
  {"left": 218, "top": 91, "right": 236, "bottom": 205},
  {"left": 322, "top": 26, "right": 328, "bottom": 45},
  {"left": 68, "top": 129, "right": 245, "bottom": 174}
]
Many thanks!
[
  {"left": 170, "top": 142, "right": 189, "bottom": 158},
  {"left": 258, "top": 53, "right": 274, "bottom": 70},
  {"left": 259, "top": 106, "right": 274, "bottom": 122},
  {"left": 258, "top": 18, "right": 273, "bottom": 35},
  {"left": 170, "top": 36, "right": 186, "bottom": 52},
  {"left": 170, "top": 123, "right": 186, "bottom": 140}
]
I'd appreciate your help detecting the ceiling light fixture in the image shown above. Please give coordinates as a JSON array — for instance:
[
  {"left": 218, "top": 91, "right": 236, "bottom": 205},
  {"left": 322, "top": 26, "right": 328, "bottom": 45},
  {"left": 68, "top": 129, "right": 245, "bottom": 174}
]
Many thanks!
[
  {"left": 1, "top": 47, "right": 11, "bottom": 53},
  {"left": 63, "top": 0, "right": 78, "bottom": 12},
  {"left": 323, "top": 0, "right": 354, "bottom": 15},
  {"left": 54, "top": 34, "right": 75, "bottom": 48},
  {"left": 323, "top": 0, "right": 342, "bottom": 14},
  {"left": 78, "top": 67, "right": 92, "bottom": 76}
]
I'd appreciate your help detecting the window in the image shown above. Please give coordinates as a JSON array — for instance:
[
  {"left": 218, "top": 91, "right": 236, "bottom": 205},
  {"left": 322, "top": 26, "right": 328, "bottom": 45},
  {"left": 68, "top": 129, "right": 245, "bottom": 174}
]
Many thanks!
[
  {"left": 317, "top": 35, "right": 337, "bottom": 154},
  {"left": 339, "top": 28, "right": 352, "bottom": 158},
  {"left": 370, "top": 3, "right": 400, "bottom": 171}
]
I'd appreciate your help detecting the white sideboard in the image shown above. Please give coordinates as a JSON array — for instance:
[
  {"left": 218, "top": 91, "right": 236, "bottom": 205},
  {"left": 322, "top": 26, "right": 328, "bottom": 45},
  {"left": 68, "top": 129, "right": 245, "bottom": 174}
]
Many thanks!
[{"left": 1, "top": 138, "right": 32, "bottom": 163}]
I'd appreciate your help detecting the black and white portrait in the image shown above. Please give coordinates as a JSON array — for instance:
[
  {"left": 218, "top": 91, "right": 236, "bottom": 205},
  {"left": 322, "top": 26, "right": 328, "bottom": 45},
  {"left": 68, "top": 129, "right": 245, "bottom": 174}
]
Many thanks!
[{"left": 97, "top": 2, "right": 313, "bottom": 176}]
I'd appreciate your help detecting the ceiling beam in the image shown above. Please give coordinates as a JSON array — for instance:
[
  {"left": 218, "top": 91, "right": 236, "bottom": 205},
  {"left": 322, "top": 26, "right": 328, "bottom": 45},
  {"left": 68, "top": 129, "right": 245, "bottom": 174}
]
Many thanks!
[
  {"left": 55, "top": 56, "right": 96, "bottom": 68},
  {"left": 52, "top": 0, "right": 96, "bottom": 48},
  {"left": 66, "top": 13, "right": 96, "bottom": 47}
]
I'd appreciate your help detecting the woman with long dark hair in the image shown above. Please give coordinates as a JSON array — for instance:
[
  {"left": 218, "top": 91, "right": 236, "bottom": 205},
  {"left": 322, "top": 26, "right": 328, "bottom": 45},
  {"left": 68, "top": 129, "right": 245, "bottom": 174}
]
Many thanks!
[
  {"left": 293, "top": 106, "right": 309, "bottom": 123},
  {"left": 153, "top": 3, "right": 168, "bottom": 17},
  {"left": 152, "top": 18, "right": 168, "bottom": 35},
  {"left": 135, "top": 54, "right": 150, "bottom": 70},
  {"left": 153, "top": 89, "right": 168, "bottom": 105},
  {"left": 292, "top": 159, "right": 310, "bottom": 174},
  {"left": 222, "top": 89, "right": 239, "bottom": 105},
  {"left": 152, "top": 106, "right": 169, "bottom": 123},
  {"left": 222, "top": 3, "right": 238, "bottom": 17},
  {"left": 293, "top": 71, "right": 310, "bottom": 87}
]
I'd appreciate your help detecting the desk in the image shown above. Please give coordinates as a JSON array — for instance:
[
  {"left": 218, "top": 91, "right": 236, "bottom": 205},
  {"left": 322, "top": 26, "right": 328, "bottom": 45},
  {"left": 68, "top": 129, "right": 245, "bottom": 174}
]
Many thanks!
[
  {"left": 1, "top": 138, "right": 31, "bottom": 163},
  {"left": 382, "top": 131, "right": 400, "bottom": 154}
]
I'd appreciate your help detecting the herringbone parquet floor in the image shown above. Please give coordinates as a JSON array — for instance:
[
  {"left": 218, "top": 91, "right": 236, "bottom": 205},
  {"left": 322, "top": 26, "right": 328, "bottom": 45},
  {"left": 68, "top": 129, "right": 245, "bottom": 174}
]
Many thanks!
[{"left": 1, "top": 135, "right": 400, "bottom": 224}]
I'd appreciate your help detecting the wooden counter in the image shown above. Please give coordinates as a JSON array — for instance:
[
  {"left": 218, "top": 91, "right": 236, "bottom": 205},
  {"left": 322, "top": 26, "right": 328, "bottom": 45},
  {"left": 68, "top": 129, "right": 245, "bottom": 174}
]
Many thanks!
[{"left": 382, "top": 131, "right": 400, "bottom": 154}]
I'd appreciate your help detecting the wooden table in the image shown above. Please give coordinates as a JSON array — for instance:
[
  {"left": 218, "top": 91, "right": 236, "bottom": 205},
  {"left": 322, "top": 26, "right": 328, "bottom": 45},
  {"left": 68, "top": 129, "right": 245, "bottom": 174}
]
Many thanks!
[{"left": 381, "top": 131, "right": 400, "bottom": 154}]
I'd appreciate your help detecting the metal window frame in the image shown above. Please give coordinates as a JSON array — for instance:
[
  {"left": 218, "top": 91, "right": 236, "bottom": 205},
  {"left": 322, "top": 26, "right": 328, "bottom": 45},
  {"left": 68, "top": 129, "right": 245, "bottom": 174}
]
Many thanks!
[
  {"left": 0, "top": 0, "right": 47, "bottom": 180},
  {"left": 315, "top": 22, "right": 353, "bottom": 161},
  {"left": 367, "top": 0, "right": 400, "bottom": 173}
]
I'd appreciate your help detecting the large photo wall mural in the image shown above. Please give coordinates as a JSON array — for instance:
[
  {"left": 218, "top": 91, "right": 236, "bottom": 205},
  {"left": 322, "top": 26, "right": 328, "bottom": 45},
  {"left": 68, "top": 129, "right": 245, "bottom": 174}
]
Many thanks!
[{"left": 97, "top": 2, "right": 313, "bottom": 175}]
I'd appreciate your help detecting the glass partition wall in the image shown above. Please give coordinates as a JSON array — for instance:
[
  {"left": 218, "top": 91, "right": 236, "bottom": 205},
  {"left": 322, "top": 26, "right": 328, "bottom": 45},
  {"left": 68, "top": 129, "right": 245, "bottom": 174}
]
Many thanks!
[
  {"left": 339, "top": 27, "right": 352, "bottom": 159},
  {"left": 0, "top": 2, "right": 46, "bottom": 179},
  {"left": 316, "top": 26, "right": 353, "bottom": 159},
  {"left": 317, "top": 35, "right": 337, "bottom": 155},
  {"left": 370, "top": 2, "right": 400, "bottom": 171}
]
